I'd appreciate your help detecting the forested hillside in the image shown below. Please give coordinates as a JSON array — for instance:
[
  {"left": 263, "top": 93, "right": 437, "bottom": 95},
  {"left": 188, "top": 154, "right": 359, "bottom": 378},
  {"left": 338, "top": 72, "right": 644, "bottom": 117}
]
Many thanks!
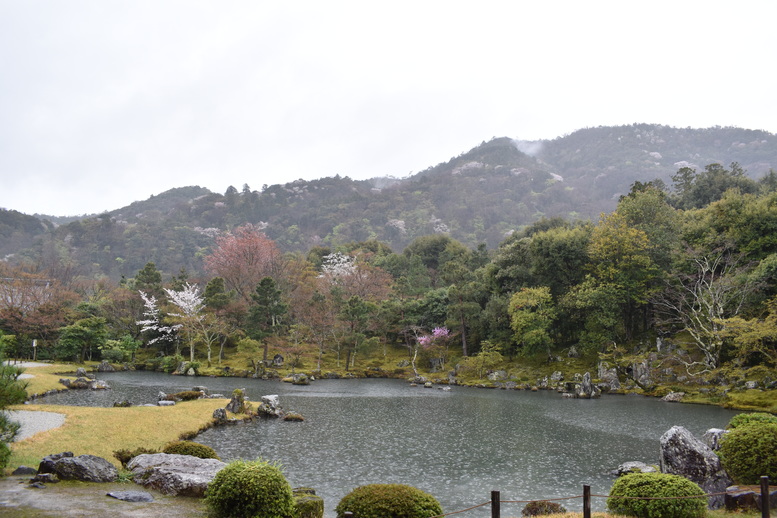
[
  {"left": 5, "top": 124, "right": 776, "bottom": 283},
  {"left": 1, "top": 124, "right": 777, "bottom": 411}
]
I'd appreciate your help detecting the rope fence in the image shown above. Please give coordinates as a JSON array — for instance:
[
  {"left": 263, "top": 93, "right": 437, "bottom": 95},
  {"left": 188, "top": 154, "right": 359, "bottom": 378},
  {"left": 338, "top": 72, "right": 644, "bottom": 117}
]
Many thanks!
[{"left": 375, "top": 475, "right": 773, "bottom": 518}]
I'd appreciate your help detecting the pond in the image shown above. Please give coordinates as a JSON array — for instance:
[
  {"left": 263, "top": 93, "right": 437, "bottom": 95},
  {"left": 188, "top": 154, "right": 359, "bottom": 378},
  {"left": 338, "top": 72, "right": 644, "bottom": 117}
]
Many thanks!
[{"left": 39, "top": 371, "right": 740, "bottom": 516}]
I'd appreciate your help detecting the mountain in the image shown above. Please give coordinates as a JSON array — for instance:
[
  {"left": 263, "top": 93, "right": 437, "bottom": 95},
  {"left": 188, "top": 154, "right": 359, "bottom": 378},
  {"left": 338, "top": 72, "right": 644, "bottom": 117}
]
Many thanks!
[{"left": 7, "top": 124, "right": 777, "bottom": 281}]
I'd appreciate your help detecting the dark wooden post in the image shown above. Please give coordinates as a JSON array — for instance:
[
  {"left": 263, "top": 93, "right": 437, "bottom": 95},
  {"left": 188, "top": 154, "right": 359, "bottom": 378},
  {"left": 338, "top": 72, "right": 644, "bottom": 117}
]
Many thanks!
[
  {"left": 760, "top": 476, "right": 770, "bottom": 518},
  {"left": 583, "top": 485, "right": 591, "bottom": 518},
  {"left": 491, "top": 490, "right": 500, "bottom": 518}
]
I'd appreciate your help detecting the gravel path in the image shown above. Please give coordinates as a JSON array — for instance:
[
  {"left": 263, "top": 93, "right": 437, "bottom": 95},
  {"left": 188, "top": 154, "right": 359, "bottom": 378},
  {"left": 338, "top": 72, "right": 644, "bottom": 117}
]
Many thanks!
[
  {"left": 3, "top": 362, "right": 67, "bottom": 440},
  {"left": 4, "top": 410, "right": 66, "bottom": 441}
]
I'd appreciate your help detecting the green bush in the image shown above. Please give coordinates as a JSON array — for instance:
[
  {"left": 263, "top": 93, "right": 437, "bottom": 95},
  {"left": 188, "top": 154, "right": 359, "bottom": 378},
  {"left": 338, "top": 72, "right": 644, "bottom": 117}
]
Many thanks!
[
  {"left": 293, "top": 487, "right": 324, "bottom": 518},
  {"left": 521, "top": 500, "right": 567, "bottom": 516},
  {"left": 204, "top": 459, "right": 294, "bottom": 518},
  {"left": 113, "top": 447, "right": 159, "bottom": 468},
  {"left": 726, "top": 411, "right": 777, "bottom": 429},
  {"left": 335, "top": 483, "right": 443, "bottom": 518},
  {"left": 607, "top": 472, "right": 706, "bottom": 518},
  {"left": 162, "top": 440, "right": 220, "bottom": 460},
  {"left": 718, "top": 421, "right": 777, "bottom": 484}
]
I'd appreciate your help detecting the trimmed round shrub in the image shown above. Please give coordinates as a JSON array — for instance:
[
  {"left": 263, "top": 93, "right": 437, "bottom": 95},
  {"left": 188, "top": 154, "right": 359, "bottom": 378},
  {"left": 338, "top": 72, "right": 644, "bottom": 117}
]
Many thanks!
[
  {"left": 607, "top": 472, "right": 706, "bottom": 518},
  {"left": 205, "top": 459, "right": 294, "bottom": 518},
  {"left": 718, "top": 421, "right": 777, "bottom": 484},
  {"left": 522, "top": 499, "right": 566, "bottom": 516},
  {"left": 162, "top": 440, "right": 220, "bottom": 460},
  {"left": 335, "top": 483, "right": 443, "bottom": 518},
  {"left": 726, "top": 411, "right": 777, "bottom": 430}
]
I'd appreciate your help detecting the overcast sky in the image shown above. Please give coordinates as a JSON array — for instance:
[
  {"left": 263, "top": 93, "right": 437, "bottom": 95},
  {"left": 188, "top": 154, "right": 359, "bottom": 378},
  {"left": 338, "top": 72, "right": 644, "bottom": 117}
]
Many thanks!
[{"left": 1, "top": 1, "right": 775, "bottom": 217}]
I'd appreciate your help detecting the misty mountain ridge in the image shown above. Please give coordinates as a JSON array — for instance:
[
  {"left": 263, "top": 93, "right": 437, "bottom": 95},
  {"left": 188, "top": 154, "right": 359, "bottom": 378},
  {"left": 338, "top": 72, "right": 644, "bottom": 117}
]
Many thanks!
[{"left": 3, "top": 123, "right": 776, "bottom": 280}]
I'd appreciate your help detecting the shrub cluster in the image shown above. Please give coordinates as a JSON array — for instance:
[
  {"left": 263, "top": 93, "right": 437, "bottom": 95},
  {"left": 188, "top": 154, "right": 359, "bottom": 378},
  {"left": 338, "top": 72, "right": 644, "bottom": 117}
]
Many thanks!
[
  {"left": 335, "top": 483, "right": 443, "bottom": 518},
  {"left": 726, "top": 411, "right": 777, "bottom": 430},
  {"left": 113, "top": 447, "right": 159, "bottom": 468},
  {"left": 607, "top": 472, "right": 706, "bottom": 518},
  {"left": 204, "top": 459, "right": 294, "bottom": 518},
  {"left": 162, "top": 440, "right": 220, "bottom": 460},
  {"left": 719, "top": 420, "right": 777, "bottom": 484},
  {"left": 521, "top": 500, "right": 566, "bottom": 516}
]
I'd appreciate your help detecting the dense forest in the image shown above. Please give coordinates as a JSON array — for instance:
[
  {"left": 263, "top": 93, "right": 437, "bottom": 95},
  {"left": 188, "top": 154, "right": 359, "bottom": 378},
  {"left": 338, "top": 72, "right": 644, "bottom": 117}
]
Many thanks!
[{"left": 1, "top": 124, "right": 777, "bottom": 408}]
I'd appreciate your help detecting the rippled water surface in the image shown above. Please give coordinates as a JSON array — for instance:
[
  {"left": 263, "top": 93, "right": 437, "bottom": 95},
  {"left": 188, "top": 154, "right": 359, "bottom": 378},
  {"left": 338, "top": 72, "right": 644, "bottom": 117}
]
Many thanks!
[{"left": 40, "top": 371, "right": 740, "bottom": 516}]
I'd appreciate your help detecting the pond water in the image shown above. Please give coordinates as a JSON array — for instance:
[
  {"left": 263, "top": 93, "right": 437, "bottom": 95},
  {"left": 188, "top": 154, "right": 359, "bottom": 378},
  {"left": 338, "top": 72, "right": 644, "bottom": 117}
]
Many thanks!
[{"left": 39, "top": 371, "right": 740, "bottom": 516}]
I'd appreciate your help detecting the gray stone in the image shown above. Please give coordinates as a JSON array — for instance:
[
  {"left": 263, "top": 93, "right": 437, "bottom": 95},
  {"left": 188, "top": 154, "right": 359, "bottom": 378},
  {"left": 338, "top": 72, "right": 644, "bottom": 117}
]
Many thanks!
[
  {"left": 225, "top": 392, "right": 248, "bottom": 414},
  {"left": 597, "top": 361, "right": 621, "bottom": 390},
  {"left": 90, "top": 379, "right": 110, "bottom": 390},
  {"left": 487, "top": 370, "right": 508, "bottom": 381},
  {"left": 575, "top": 372, "right": 601, "bottom": 399},
  {"left": 725, "top": 484, "right": 777, "bottom": 512},
  {"left": 550, "top": 371, "right": 564, "bottom": 383},
  {"left": 744, "top": 380, "right": 758, "bottom": 389},
  {"left": 257, "top": 394, "right": 282, "bottom": 417},
  {"left": 291, "top": 373, "right": 310, "bottom": 385},
  {"left": 631, "top": 360, "right": 653, "bottom": 388},
  {"left": 659, "top": 426, "right": 732, "bottom": 509},
  {"left": 97, "top": 361, "right": 115, "bottom": 373},
  {"left": 12, "top": 465, "right": 38, "bottom": 476},
  {"left": 661, "top": 391, "right": 685, "bottom": 402},
  {"left": 212, "top": 407, "right": 227, "bottom": 423},
  {"left": 127, "top": 453, "right": 226, "bottom": 497},
  {"left": 157, "top": 400, "right": 175, "bottom": 406},
  {"left": 40, "top": 453, "right": 117, "bottom": 482},
  {"left": 107, "top": 490, "right": 155, "bottom": 502},
  {"left": 701, "top": 428, "right": 729, "bottom": 451},
  {"left": 611, "top": 461, "right": 658, "bottom": 476}
]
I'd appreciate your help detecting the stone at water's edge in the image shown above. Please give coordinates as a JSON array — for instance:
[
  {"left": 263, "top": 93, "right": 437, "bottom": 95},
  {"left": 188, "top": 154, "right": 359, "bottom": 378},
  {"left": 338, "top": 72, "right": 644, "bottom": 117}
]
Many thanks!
[
  {"left": 659, "top": 425, "right": 732, "bottom": 509},
  {"left": 38, "top": 452, "right": 118, "bottom": 483},
  {"left": 127, "top": 453, "right": 226, "bottom": 497}
]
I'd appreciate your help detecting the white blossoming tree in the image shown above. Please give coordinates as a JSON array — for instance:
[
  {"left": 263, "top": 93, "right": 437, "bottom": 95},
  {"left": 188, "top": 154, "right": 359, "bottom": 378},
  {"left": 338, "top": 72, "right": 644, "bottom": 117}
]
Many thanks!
[{"left": 137, "top": 291, "right": 181, "bottom": 355}]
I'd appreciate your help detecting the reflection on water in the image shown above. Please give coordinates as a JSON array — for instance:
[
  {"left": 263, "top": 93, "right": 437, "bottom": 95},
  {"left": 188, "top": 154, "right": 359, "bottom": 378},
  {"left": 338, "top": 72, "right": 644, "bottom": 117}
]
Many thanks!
[{"left": 38, "top": 372, "right": 740, "bottom": 516}]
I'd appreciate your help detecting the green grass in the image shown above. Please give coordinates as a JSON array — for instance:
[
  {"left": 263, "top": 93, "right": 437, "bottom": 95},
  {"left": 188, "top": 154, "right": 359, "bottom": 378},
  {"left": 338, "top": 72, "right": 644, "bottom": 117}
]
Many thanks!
[{"left": 7, "top": 398, "right": 228, "bottom": 472}]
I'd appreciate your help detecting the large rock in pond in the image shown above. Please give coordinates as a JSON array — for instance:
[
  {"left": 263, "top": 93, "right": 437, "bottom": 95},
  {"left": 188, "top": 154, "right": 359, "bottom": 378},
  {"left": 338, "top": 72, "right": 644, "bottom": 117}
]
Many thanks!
[
  {"left": 38, "top": 452, "right": 118, "bottom": 482},
  {"left": 127, "top": 453, "right": 226, "bottom": 497},
  {"left": 659, "top": 426, "right": 732, "bottom": 509}
]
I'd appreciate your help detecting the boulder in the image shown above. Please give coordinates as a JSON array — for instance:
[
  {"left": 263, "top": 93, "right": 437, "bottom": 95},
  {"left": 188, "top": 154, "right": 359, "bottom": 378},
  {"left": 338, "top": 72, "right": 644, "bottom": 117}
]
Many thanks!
[
  {"left": 611, "top": 461, "right": 658, "bottom": 476},
  {"left": 158, "top": 400, "right": 175, "bottom": 406},
  {"left": 39, "top": 453, "right": 118, "bottom": 482},
  {"left": 225, "top": 392, "right": 248, "bottom": 414},
  {"left": 12, "top": 465, "right": 37, "bottom": 476},
  {"left": 725, "top": 484, "right": 777, "bottom": 513},
  {"left": 90, "top": 379, "right": 110, "bottom": 390},
  {"left": 291, "top": 373, "right": 311, "bottom": 385},
  {"left": 661, "top": 391, "right": 685, "bottom": 402},
  {"left": 212, "top": 407, "right": 228, "bottom": 424},
  {"left": 75, "top": 367, "right": 95, "bottom": 379},
  {"left": 127, "top": 453, "right": 226, "bottom": 497},
  {"left": 550, "top": 371, "right": 564, "bottom": 383},
  {"left": 97, "top": 361, "right": 115, "bottom": 373},
  {"left": 701, "top": 428, "right": 729, "bottom": 451},
  {"left": 575, "top": 372, "right": 601, "bottom": 399},
  {"left": 107, "top": 490, "right": 155, "bottom": 502},
  {"left": 659, "top": 426, "right": 732, "bottom": 509},
  {"left": 487, "top": 370, "right": 508, "bottom": 381},
  {"left": 257, "top": 394, "right": 283, "bottom": 417}
]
